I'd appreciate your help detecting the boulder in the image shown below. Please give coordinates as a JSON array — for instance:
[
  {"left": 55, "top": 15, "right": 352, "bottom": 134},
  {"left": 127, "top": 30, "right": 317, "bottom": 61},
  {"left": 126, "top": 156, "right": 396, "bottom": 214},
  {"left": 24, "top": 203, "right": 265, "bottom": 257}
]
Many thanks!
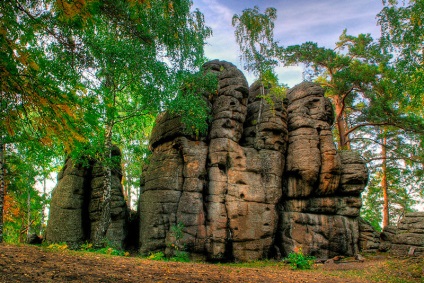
[
  {"left": 390, "top": 212, "right": 424, "bottom": 256},
  {"left": 358, "top": 218, "right": 380, "bottom": 252},
  {"left": 46, "top": 146, "right": 128, "bottom": 249},
  {"left": 45, "top": 158, "right": 91, "bottom": 248}
]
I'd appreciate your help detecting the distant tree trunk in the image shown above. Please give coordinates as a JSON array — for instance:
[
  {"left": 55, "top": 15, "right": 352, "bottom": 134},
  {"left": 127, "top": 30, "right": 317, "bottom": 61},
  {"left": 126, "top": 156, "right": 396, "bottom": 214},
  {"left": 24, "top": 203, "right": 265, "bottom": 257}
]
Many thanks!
[
  {"left": 125, "top": 180, "right": 131, "bottom": 209},
  {"left": 122, "top": 164, "right": 131, "bottom": 208},
  {"left": 382, "top": 134, "right": 389, "bottom": 228},
  {"left": 0, "top": 137, "right": 4, "bottom": 243},
  {"left": 93, "top": 123, "right": 113, "bottom": 248},
  {"left": 27, "top": 187, "right": 31, "bottom": 239},
  {"left": 40, "top": 174, "right": 47, "bottom": 235}
]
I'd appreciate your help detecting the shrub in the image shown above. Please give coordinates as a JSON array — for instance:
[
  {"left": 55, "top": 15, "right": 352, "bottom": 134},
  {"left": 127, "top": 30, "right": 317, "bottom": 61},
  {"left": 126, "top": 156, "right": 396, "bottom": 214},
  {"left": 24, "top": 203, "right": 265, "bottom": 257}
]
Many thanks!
[
  {"left": 285, "top": 248, "right": 315, "bottom": 270},
  {"left": 170, "top": 251, "right": 190, "bottom": 262},
  {"left": 148, "top": 251, "right": 166, "bottom": 261}
]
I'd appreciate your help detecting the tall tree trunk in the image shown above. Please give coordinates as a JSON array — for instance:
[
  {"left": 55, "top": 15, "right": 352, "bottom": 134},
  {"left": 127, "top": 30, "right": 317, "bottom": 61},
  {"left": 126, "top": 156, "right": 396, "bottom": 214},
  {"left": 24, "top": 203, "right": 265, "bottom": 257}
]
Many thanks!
[
  {"left": 382, "top": 134, "right": 389, "bottom": 228},
  {"left": 254, "top": 83, "right": 265, "bottom": 149},
  {"left": 27, "top": 187, "right": 31, "bottom": 239},
  {"left": 125, "top": 178, "right": 131, "bottom": 209},
  {"left": 40, "top": 174, "right": 47, "bottom": 235},
  {"left": 122, "top": 163, "right": 131, "bottom": 208},
  {"left": 0, "top": 137, "right": 4, "bottom": 243},
  {"left": 93, "top": 123, "right": 113, "bottom": 248},
  {"left": 333, "top": 95, "right": 350, "bottom": 149}
]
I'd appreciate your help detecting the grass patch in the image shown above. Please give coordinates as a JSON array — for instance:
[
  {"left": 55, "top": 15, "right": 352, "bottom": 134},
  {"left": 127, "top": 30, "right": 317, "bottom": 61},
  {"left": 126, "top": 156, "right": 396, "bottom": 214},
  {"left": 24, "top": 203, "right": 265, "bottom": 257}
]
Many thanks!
[{"left": 320, "top": 256, "right": 423, "bottom": 283}]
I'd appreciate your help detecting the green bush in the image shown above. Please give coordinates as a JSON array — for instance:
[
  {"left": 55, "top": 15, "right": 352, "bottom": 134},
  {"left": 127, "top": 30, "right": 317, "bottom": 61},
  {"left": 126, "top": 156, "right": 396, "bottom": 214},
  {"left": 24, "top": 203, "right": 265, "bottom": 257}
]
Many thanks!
[
  {"left": 170, "top": 251, "right": 190, "bottom": 262},
  {"left": 148, "top": 251, "right": 166, "bottom": 261},
  {"left": 285, "top": 248, "right": 315, "bottom": 270}
]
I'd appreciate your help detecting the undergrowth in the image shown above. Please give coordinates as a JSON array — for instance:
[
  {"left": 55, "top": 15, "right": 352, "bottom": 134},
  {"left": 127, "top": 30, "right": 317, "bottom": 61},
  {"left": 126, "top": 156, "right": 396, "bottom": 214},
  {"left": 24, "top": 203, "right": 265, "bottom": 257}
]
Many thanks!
[
  {"left": 45, "top": 242, "right": 129, "bottom": 257},
  {"left": 284, "top": 248, "right": 316, "bottom": 270}
]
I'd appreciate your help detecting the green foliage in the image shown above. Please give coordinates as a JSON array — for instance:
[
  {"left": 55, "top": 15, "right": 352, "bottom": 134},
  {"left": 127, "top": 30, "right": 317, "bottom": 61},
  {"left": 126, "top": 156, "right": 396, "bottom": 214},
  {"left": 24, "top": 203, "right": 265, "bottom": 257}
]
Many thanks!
[
  {"left": 148, "top": 251, "right": 166, "bottom": 261},
  {"left": 46, "top": 241, "right": 130, "bottom": 256},
  {"left": 170, "top": 222, "right": 185, "bottom": 243},
  {"left": 169, "top": 251, "right": 190, "bottom": 262},
  {"left": 168, "top": 222, "right": 185, "bottom": 253},
  {"left": 95, "top": 247, "right": 127, "bottom": 256},
  {"left": 2, "top": 140, "right": 56, "bottom": 243},
  {"left": 147, "top": 250, "right": 189, "bottom": 262},
  {"left": 284, "top": 248, "right": 316, "bottom": 270},
  {"left": 0, "top": 0, "right": 212, "bottom": 243},
  {"left": 168, "top": 71, "right": 218, "bottom": 137},
  {"left": 47, "top": 242, "right": 69, "bottom": 250},
  {"left": 232, "top": 6, "right": 279, "bottom": 77},
  {"left": 155, "top": 222, "right": 191, "bottom": 262}
]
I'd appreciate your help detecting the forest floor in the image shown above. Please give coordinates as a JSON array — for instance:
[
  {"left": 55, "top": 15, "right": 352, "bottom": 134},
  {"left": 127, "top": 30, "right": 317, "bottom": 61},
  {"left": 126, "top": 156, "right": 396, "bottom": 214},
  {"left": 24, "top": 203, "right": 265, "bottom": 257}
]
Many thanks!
[{"left": 0, "top": 243, "right": 423, "bottom": 283}]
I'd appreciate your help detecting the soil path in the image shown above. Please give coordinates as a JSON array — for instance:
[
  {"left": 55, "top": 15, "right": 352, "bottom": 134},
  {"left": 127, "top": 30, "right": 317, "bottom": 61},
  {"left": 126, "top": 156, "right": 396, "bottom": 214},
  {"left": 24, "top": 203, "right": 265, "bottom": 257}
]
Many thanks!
[{"left": 0, "top": 244, "right": 377, "bottom": 282}]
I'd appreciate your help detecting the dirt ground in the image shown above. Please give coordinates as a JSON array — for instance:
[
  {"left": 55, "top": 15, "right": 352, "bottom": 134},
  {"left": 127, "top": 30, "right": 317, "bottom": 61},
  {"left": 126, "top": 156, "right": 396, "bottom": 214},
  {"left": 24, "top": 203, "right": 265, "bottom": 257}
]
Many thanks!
[{"left": 0, "top": 243, "right": 416, "bottom": 283}]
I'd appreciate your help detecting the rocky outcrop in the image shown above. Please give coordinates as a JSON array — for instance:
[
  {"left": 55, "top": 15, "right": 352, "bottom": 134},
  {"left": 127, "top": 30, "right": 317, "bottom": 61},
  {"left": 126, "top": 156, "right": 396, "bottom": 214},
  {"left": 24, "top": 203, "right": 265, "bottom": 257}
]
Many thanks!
[
  {"left": 279, "top": 83, "right": 367, "bottom": 259},
  {"left": 389, "top": 212, "right": 424, "bottom": 256},
  {"left": 46, "top": 60, "right": 370, "bottom": 261},
  {"left": 205, "top": 66, "right": 287, "bottom": 261},
  {"left": 139, "top": 61, "right": 288, "bottom": 261},
  {"left": 379, "top": 225, "right": 397, "bottom": 252},
  {"left": 138, "top": 60, "right": 368, "bottom": 261},
  {"left": 45, "top": 158, "right": 92, "bottom": 248},
  {"left": 360, "top": 213, "right": 424, "bottom": 256},
  {"left": 46, "top": 147, "right": 128, "bottom": 249},
  {"left": 358, "top": 218, "right": 381, "bottom": 252}
]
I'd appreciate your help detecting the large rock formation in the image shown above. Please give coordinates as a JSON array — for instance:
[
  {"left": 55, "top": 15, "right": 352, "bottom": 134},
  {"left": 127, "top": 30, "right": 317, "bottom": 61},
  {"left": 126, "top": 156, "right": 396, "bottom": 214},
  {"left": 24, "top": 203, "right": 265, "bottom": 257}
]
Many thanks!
[
  {"left": 388, "top": 212, "right": 424, "bottom": 256},
  {"left": 46, "top": 147, "right": 128, "bottom": 249},
  {"left": 46, "top": 60, "right": 370, "bottom": 260},
  {"left": 279, "top": 83, "right": 367, "bottom": 259},
  {"left": 138, "top": 60, "right": 368, "bottom": 261}
]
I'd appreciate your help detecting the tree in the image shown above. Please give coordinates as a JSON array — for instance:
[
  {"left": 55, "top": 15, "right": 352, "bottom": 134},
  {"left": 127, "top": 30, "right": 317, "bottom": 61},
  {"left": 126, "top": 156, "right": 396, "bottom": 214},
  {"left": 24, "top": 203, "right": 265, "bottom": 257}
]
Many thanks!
[
  {"left": 1, "top": 0, "right": 212, "bottom": 245},
  {"left": 59, "top": 0, "right": 212, "bottom": 248},
  {"left": 378, "top": 0, "right": 424, "bottom": 108},
  {"left": 232, "top": 6, "right": 286, "bottom": 148},
  {"left": 1, "top": 0, "right": 87, "bottom": 243},
  {"left": 2, "top": 140, "right": 53, "bottom": 243},
  {"left": 281, "top": 27, "right": 424, "bottom": 227},
  {"left": 232, "top": 6, "right": 279, "bottom": 79},
  {"left": 281, "top": 31, "right": 387, "bottom": 149}
]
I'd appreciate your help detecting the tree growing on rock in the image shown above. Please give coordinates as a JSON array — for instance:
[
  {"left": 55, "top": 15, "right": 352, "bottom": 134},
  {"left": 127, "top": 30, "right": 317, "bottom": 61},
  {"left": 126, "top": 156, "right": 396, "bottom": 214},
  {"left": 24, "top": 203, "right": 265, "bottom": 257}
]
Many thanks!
[{"left": 232, "top": 6, "right": 286, "bottom": 148}]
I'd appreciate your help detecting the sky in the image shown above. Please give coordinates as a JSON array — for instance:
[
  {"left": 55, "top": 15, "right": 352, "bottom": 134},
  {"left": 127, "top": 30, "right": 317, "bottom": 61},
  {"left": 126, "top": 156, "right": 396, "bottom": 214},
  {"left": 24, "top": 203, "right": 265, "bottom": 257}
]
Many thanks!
[{"left": 193, "top": 0, "right": 384, "bottom": 87}]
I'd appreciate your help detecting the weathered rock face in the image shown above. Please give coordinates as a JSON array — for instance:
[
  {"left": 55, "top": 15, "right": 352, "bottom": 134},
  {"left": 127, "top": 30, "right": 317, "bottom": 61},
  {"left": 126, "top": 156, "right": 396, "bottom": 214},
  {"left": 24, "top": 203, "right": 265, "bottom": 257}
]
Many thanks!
[
  {"left": 279, "top": 83, "right": 367, "bottom": 259},
  {"left": 46, "top": 60, "right": 369, "bottom": 260},
  {"left": 389, "top": 212, "right": 424, "bottom": 256},
  {"left": 139, "top": 60, "right": 368, "bottom": 261},
  {"left": 45, "top": 158, "right": 91, "bottom": 248},
  {"left": 365, "top": 213, "right": 424, "bottom": 256},
  {"left": 358, "top": 218, "right": 381, "bottom": 252},
  {"left": 205, "top": 63, "right": 286, "bottom": 261},
  {"left": 46, "top": 147, "right": 128, "bottom": 249}
]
